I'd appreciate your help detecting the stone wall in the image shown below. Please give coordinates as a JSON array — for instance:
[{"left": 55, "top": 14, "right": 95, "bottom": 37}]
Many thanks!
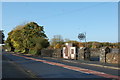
[
  {"left": 77, "top": 48, "right": 120, "bottom": 64},
  {"left": 99, "top": 47, "right": 120, "bottom": 64},
  {"left": 78, "top": 47, "right": 90, "bottom": 60},
  {"left": 90, "top": 48, "right": 100, "bottom": 57},
  {"left": 106, "top": 53, "right": 120, "bottom": 64},
  {"left": 41, "top": 49, "right": 54, "bottom": 57},
  {"left": 111, "top": 48, "right": 119, "bottom": 53},
  {"left": 52, "top": 49, "right": 62, "bottom": 58},
  {"left": 78, "top": 49, "right": 84, "bottom": 60},
  {"left": 41, "top": 48, "right": 119, "bottom": 64},
  {"left": 41, "top": 49, "right": 62, "bottom": 58},
  {"left": 90, "top": 48, "right": 119, "bottom": 57}
]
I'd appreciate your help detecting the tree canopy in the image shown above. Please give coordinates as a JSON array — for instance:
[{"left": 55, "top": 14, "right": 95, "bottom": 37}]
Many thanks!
[{"left": 5, "top": 22, "right": 49, "bottom": 54}]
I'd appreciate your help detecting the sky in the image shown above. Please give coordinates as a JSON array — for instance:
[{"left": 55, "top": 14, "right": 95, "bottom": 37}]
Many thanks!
[{"left": 2, "top": 2, "right": 118, "bottom": 42}]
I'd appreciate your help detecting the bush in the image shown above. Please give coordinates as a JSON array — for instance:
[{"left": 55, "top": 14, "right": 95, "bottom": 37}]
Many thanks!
[
  {"left": 14, "top": 49, "right": 21, "bottom": 52},
  {"left": 29, "top": 49, "right": 41, "bottom": 55}
]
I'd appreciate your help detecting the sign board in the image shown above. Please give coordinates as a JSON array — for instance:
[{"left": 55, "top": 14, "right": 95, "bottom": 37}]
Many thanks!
[{"left": 78, "top": 33, "right": 86, "bottom": 40}]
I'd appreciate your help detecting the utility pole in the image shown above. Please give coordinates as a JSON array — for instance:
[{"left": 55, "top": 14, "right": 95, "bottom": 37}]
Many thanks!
[{"left": 84, "top": 32, "right": 87, "bottom": 47}]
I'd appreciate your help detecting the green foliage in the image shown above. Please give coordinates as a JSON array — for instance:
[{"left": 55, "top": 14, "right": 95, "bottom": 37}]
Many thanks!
[
  {"left": 5, "top": 22, "right": 49, "bottom": 54},
  {"left": 29, "top": 49, "right": 38, "bottom": 55},
  {"left": 5, "top": 32, "right": 15, "bottom": 51}
]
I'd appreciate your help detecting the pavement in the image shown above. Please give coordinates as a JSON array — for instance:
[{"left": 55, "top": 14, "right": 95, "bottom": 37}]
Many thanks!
[{"left": 42, "top": 56, "right": 120, "bottom": 70}]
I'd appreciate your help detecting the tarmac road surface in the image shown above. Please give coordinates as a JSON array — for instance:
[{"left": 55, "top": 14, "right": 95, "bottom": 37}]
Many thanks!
[
  {"left": 2, "top": 51, "right": 120, "bottom": 80},
  {"left": 2, "top": 53, "right": 39, "bottom": 80}
]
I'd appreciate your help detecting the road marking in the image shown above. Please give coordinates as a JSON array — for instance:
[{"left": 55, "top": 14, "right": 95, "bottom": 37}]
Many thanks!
[{"left": 12, "top": 54, "right": 120, "bottom": 79}]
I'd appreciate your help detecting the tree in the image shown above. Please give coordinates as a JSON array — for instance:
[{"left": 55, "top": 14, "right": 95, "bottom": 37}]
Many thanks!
[
  {"left": 50, "top": 35, "right": 64, "bottom": 49},
  {"left": 21, "top": 22, "right": 49, "bottom": 53},
  {"left": 5, "top": 22, "right": 49, "bottom": 54},
  {"left": 10, "top": 30, "right": 24, "bottom": 52},
  {"left": 64, "top": 38, "right": 70, "bottom": 42},
  {"left": 0, "top": 30, "right": 5, "bottom": 44},
  {"left": 5, "top": 31, "right": 15, "bottom": 51}
]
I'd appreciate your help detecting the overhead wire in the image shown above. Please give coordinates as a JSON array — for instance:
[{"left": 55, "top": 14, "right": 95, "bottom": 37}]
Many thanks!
[{"left": 40, "top": 2, "right": 109, "bottom": 20}]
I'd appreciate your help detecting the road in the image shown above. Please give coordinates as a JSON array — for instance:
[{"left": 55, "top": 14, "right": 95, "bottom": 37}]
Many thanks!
[
  {"left": 2, "top": 52, "right": 39, "bottom": 80},
  {"left": 2, "top": 51, "right": 120, "bottom": 80}
]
